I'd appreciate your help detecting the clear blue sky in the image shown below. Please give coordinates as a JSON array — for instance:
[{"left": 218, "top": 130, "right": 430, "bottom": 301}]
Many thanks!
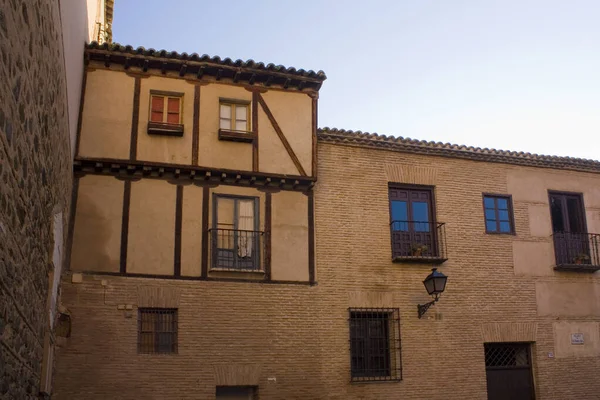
[{"left": 113, "top": 0, "right": 600, "bottom": 160}]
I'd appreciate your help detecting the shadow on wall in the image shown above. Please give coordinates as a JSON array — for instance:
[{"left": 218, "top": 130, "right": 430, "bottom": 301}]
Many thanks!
[{"left": 71, "top": 190, "right": 118, "bottom": 272}]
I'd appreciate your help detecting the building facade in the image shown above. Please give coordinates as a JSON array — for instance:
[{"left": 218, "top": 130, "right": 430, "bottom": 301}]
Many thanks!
[
  {"left": 52, "top": 44, "right": 600, "bottom": 399},
  {"left": 0, "top": 1, "right": 111, "bottom": 398}
]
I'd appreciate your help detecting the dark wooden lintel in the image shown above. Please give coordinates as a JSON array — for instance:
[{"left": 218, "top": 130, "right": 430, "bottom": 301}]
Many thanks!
[
  {"left": 179, "top": 64, "right": 187, "bottom": 77},
  {"left": 73, "top": 157, "right": 315, "bottom": 192},
  {"left": 233, "top": 71, "right": 241, "bottom": 83},
  {"left": 197, "top": 66, "right": 205, "bottom": 78}
]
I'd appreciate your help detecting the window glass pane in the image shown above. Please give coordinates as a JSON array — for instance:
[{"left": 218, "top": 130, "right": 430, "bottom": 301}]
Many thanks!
[
  {"left": 167, "top": 113, "right": 179, "bottom": 124},
  {"left": 151, "top": 111, "right": 164, "bottom": 122},
  {"left": 235, "top": 105, "right": 248, "bottom": 119},
  {"left": 219, "top": 118, "right": 231, "bottom": 130},
  {"left": 486, "top": 220, "right": 497, "bottom": 232},
  {"left": 220, "top": 104, "right": 231, "bottom": 118},
  {"left": 485, "top": 209, "right": 496, "bottom": 220},
  {"left": 484, "top": 197, "right": 495, "bottom": 208},
  {"left": 499, "top": 221, "right": 511, "bottom": 232},
  {"left": 412, "top": 202, "right": 429, "bottom": 232},
  {"left": 235, "top": 120, "right": 247, "bottom": 131},
  {"left": 217, "top": 197, "right": 235, "bottom": 228},
  {"left": 167, "top": 97, "right": 180, "bottom": 113},
  {"left": 151, "top": 96, "right": 164, "bottom": 112},
  {"left": 497, "top": 198, "right": 508, "bottom": 210},
  {"left": 498, "top": 210, "right": 509, "bottom": 221},
  {"left": 550, "top": 196, "right": 565, "bottom": 232},
  {"left": 390, "top": 201, "right": 407, "bottom": 231}
]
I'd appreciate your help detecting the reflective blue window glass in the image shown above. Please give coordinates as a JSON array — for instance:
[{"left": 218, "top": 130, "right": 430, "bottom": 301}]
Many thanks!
[
  {"left": 391, "top": 201, "right": 408, "bottom": 231},
  {"left": 484, "top": 197, "right": 495, "bottom": 208},
  {"left": 485, "top": 209, "right": 496, "bottom": 220},
  {"left": 484, "top": 195, "right": 513, "bottom": 233},
  {"left": 499, "top": 221, "right": 511, "bottom": 232},
  {"left": 497, "top": 198, "right": 508, "bottom": 210},
  {"left": 486, "top": 220, "right": 497, "bottom": 232},
  {"left": 412, "top": 202, "right": 430, "bottom": 232}
]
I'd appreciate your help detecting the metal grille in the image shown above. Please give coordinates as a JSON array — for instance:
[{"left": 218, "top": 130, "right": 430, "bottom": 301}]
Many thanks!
[
  {"left": 209, "top": 228, "right": 264, "bottom": 271},
  {"left": 390, "top": 221, "right": 447, "bottom": 262},
  {"left": 552, "top": 231, "right": 600, "bottom": 272},
  {"left": 348, "top": 308, "right": 402, "bottom": 382},
  {"left": 138, "top": 308, "right": 178, "bottom": 354},
  {"left": 485, "top": 343, "right": 531, "bottom": 369}
]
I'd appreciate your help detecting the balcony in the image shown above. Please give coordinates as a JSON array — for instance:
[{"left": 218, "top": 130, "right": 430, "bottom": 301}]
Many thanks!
[
  {"left": 208, "top": 228, "right": 264, "bottom": 272},
  {"left": 552, "top": 231, "right": 600, "bottom": 272},
  {"left": 390, "top": 221, "right": 447, "bottom": 264}
]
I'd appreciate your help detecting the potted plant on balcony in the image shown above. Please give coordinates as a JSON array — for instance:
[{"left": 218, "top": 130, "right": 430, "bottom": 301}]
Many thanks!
[
  {"left": 411, "top": 243, "right": 428, "bottom": 257},
  {"left": 574, "top": 253, "right": 590, "bottom": 265}
]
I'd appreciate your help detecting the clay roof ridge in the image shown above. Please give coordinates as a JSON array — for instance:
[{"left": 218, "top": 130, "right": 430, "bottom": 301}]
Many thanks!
[
  {"left": 86, "top": 42, "right": 327, "bottom": 80},
  {"left": 317, "top": 127, "right": 600, "bottom": 169}
]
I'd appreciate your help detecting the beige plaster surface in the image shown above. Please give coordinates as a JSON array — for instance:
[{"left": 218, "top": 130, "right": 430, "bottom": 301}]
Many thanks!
[
  {"left": 71, "top": 175, "right": 123, "bottom": 272},
  {"left": 127, "top": 179, "right": 176, "bottom": 275},
  {"left": 553, "top": 321, "right": 600, "bottom": 358}
]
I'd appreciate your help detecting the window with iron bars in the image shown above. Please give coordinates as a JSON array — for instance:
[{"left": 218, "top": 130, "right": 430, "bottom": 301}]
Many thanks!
[
  {"left": 138, "top": 308, "right": 178, "bottom": 354},
  {"left": 348, "top": 308, "right": 402, "bottom": 382}
]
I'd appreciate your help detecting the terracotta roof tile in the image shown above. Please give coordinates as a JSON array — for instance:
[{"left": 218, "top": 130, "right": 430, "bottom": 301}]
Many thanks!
[
  {"left": 317, "top": 127, "right": 600, "bottom": 173},
  {"left": 86, "top": 42, "right": 327, "bottom": 80}
]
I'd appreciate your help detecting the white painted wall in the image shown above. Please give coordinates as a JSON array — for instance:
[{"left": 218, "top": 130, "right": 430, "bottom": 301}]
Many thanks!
[{"left": 59, "top": 0, "right": 103, "bottom": 158}]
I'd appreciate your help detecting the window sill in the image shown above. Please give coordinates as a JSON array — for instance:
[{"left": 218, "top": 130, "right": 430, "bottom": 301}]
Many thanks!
[
  {"left": 218, "top": 129, "right": 255, "bottom": 143},
  {"left": 147, "top": 121, "right": 184, "bottom": 137},
  {"left": 209, "top": 268, "right": 265, "bottom": 274},
  {"left": 350, "top": 378, "right": 402, "bottom": 384},
  {"left": 554, "top": 264, "right": 600, "bottom": 273},
  {"left": 392, "top": 255, "right": 447, "bottom": 265}
]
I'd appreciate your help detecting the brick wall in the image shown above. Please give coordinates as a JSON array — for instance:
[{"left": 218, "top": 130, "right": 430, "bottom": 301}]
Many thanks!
[{"left": 0, "top": 0, "right": 72, "bottom": 398}]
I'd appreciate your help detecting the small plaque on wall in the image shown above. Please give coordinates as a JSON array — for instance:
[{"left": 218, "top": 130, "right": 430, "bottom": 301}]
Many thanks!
[{"left": 571, "top": 333, "right": 584, "bottom": 345}]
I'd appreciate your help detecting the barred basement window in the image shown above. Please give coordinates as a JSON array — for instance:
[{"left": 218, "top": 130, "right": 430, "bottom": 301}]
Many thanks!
[
  {"left": 349, "top": 308, "right": 402, "bottom": 382},
  {"left": 138, "top": 308, "right": 178, "bottom": 354}
]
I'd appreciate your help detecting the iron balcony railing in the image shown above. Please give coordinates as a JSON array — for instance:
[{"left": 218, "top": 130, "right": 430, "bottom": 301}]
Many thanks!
[
  {"left": 389, "top": 220, "right": 447, "bottom": 264},
  {"left": 208, "top": 228, "right": 264, "bottom": 272},
  {"left": 552, "top": 231, "right": 600, "bottom": 272}
]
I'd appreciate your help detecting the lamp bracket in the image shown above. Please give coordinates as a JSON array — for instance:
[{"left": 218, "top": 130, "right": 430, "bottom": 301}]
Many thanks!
[{"left": 417, "top": 297, "right": 439, "bottom": 319}]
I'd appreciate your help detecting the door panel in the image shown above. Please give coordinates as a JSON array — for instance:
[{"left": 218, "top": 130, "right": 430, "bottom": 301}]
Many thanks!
[{"left": 485, "top": 343, "right": 535, "bottom": 400}]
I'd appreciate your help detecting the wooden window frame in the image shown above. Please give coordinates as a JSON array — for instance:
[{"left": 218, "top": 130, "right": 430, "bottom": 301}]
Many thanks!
[
  {"left": 210, "top": 194, "right": 262, "bottom": 272},
  {"left": 482, "top": 193, "right": 515, "bottom": 234},
  {"left": 147, "top": 90, "right": 184, "bottom": 137},
  {"left": 218, "top": 98, "right": 254, "bottom": 143},
  {"left": 137, "top": 308, "right": 178, "bottom": 354}
]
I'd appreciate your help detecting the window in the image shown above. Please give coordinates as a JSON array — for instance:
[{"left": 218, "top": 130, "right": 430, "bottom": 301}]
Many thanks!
[
  {"left": 147, "top": 91, "right": 184, "bottom": 136},
  {"left": 483, "top": 194, "right": 514, "bottom": 234},
  {"left": 349, "top": 308, "right": 402, "bottom": 382},
  {"left": 138, "top": 308, "right": 178, "bottom": 354},
  {"left": 218, "top": 99, "right": 254, "bottom": 142},
  {"left": 150, "top": 95, "right": 182, "bottom": 124},
  {"left": 211, "top": 195, "right": 262, "bottom": 271}
]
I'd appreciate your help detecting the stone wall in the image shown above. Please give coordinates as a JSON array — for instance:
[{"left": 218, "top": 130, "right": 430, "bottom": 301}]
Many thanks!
[{"left": 0, "top": 0, "right": 72, "bottom": 398}]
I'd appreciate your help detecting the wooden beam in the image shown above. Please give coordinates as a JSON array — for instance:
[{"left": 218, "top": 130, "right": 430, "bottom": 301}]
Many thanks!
[
  {"left": 119, "top": 180, "right": 132, "bottom": 274},
  {"left": 249, "top": 73, "right": 256, "bottom": 85},
  {"left": 179, "top": 64, "right": 187, "bottom": 77},
  {"left": 129, "top": 77, "right": 141, "bottom": 160},
  {"left": 143, "top": 60, "right": 149, "bottom": 72},
  {"left": 201, "top": 186, "right": 210, "bottom": 278},
  {"left": 197, "top": 66, "right": 205, "bottom": 79},
  {"left": 74, "top": 68, "right": 88, "bottom": 157},
  {"left": 174, "top": 185, "right": 183, "bottom": 276},
  {"left": 312, "top": 96, "right": 318, "bottom": 177},
  {"left": 65, "top": 177, "right": 80, "bottom": 272},
  {"left": 257, "top": 94, "right": 307, "bottom": 176},
  {"left": 192, "top": 84, "right": 200, "bottom": 164},
  {"left": 233, "top": 71, "right": 241, "bottom": 83},
  {"left": 308, "top": 190, "right": 315, "bottom": 284},
  {"left": 252, "top": 91, "right": 259, "bottom": 172},
  {"left": 216, "top": 69, "right": 223, "bottom": 80},
  {"left": 104, "top": 54, "right": 110, "bottom": 67},
  {"left": 264, "top": 192, "right": 272, "bottom": 280},
  {"left": 124, "top": 57, "right": 130, "bottom": 70}
]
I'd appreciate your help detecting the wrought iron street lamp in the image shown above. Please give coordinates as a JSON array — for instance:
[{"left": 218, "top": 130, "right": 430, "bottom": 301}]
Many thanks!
[{"left": 417, "top": 267, "right": 448, "bottom": 319}]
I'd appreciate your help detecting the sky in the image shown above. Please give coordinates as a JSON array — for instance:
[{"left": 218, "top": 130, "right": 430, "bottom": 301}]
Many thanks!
[{"left": 112, "top": 0, "right": 600, "bottom": 160}]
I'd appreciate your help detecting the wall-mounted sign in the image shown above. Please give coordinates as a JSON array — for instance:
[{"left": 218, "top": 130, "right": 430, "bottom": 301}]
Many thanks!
[{"left": 571, "top": 333, "right": 584, "bottom": 345}]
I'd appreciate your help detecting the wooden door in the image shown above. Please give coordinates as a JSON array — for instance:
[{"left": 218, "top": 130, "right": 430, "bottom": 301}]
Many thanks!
[
  {"left": 389, "top": 187, "right": 435, "bottom": 257},
  {"left": 485, "top": 343, "right": 535, "bottom": 400}
]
